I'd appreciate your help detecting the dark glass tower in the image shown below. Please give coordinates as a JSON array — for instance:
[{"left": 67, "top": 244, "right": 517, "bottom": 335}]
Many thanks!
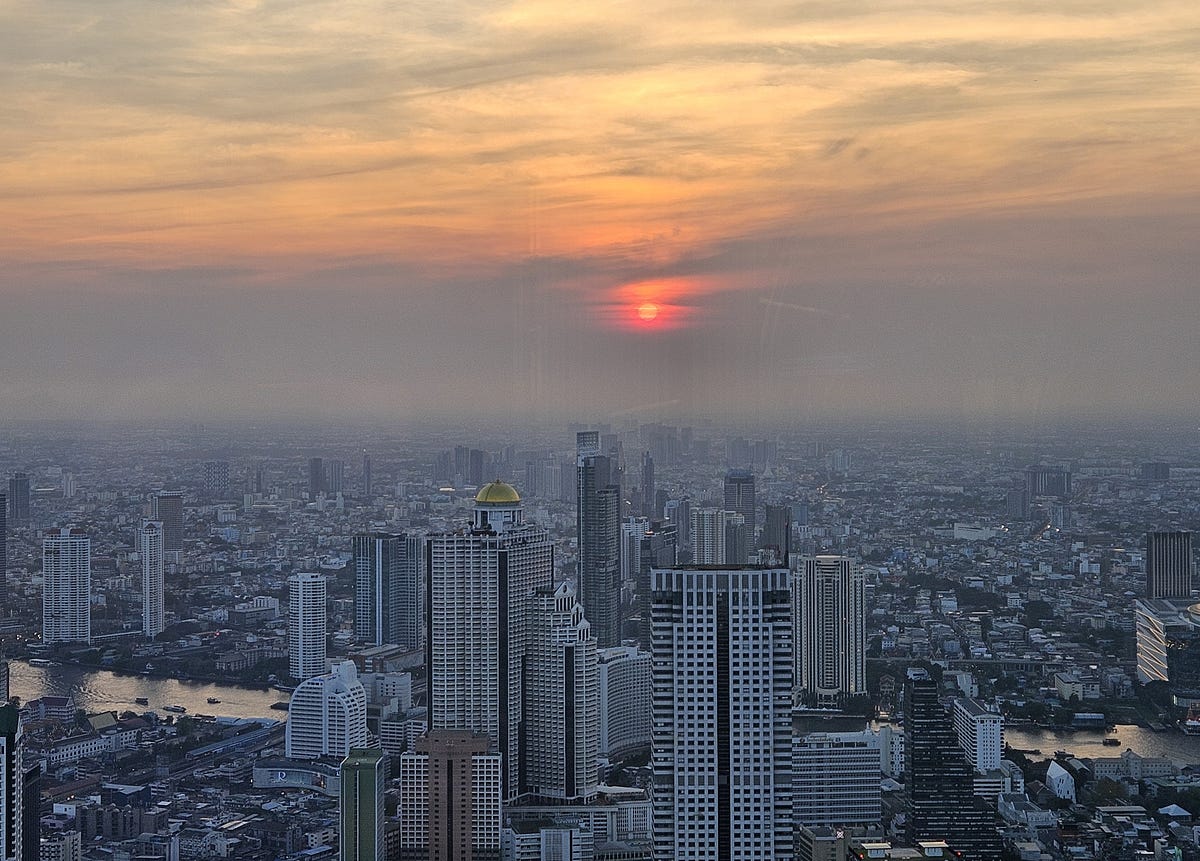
[
  {"left": 6, "top": 475, "right": 29, "bottom": 524},
  {"left": 723, "top": 469, "right": 756, "bottom": 526},
  {"left": 353, "top": 532, "right": 421, "bottom": 649},
  {"left": 760, "top": 504, "right": 791, "bottom": 567},
  {"left": 308, "top": 457, "right": 325, "bottom": 497},
  {"left": 577, "top": 432, "right": 621, "bottom": 648},
  {"left": 1147, "top": 531, "right": 1194, "bottom": 600},
  {"left": 905, "top": 675, "right": 1002, "bottom": 861}
]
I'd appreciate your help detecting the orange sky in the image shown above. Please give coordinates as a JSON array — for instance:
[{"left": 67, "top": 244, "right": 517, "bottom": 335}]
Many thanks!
[{"left": 1, "top": 0, "right": 1198, "bottom": 420}]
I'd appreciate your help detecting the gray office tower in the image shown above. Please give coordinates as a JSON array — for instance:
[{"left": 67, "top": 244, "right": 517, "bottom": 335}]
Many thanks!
[
  {"left": 0, "top": 493, "right": 5, "bottom": 593},
  {"left": 760, "top": 504, "right": 791, "bottom": 567},
  {"left": 640, "top": 452, "right": 655, "bottom": 518},
  {"left": 724, "top": 469, "right": 756, "bottom": 526},
  {"left": 636, "top": 522, "right": 677, "bottom": 648},
  {"left": 354, "top": 533, "right": 422, "bottom": 650},
  {"left": 1147, "top": 531, "right": 1194, "bottom": 600},
  {"left": 905, "top": 673, "right": 1002, "bottom": 861},
  {"left": 1025, "top": 465, "right": 1071, "bottom": 499},
  {"left": 6, "top": 476, "right": 29, "bottom": 524},
  {"left": 362, "top": 452, "right": 372, "bottom": 497},
  {"left": 151, "top": 492, "right": 184, "bottom": 554},
  {"left": 577, "top": 431, "right": 622, "bottom": 648},
  {"left": 202, "top": 461, "right": 230, "bottom": 498},
  {"left": 309, "top": 457, "right": 325, "bottom": 497}
]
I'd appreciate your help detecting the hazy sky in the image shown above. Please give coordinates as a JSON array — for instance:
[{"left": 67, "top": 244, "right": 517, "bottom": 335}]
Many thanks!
[{"left": 2, "top": 0, "right": 1198, "bottom": 424}]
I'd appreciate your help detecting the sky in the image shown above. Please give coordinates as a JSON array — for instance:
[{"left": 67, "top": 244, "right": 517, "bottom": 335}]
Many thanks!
[{"left": 1, "top": 0, "right": 1198, "bottom": 425}]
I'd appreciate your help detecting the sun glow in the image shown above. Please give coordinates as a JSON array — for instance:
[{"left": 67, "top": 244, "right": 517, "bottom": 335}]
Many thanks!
[{"left": 638, "top": 302, "right": 659, "bottom": 321}]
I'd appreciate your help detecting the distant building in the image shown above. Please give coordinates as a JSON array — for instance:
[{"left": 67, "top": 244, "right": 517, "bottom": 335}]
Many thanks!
[
  {"left": 597, "top": 647, "right": 652, "bottom": 759},
  {"left": 1025, "top": 465, "right": 1071, "bottom": 500},
  {"left": 150, "top": 492, "right": 184, "bottom": 555},
  {"left": 651, "top": 566, "right": 793, "bottom": 859},
  {"left": 689, "top": 507, "right": 726, "bottom": 565},
  {"left": 1, "top": 492, "right": 6, "bottom": 594},
  {"left": 139, "top": 520, "right": 165, "bottom": 639},
  {"left": 42, "top": 527, "right": 91, "bottom": 644},
  {"left": 577, "top": 432, "right": 621, "bottom": 648},
  {"left": 1146, "top": 531, "right": 1193, "bottom": 600},
  {"left": 289, "top": 572, "right": 327, "bottom": 682},
  {"left": 794, "top": 556, "right": 866, "bottom": 707},
  {"left": 7, "top": 475, "right": 29, "bottom": 524},
  {"left": 1141, "top": 462, "right": 1171, "bottom": 482},
  {"left": 202, "top": 461, "right": 230, "bottom": 498},
  {"left": 760, "top": 504, "right": 791, "bottom": 567},
  {"left": 340, "top": 748, "right": 385, "bottom": 861},
  {"left": 723, "top": 469, "right": 756, "bottom": 526},
  {"left": 398, "top": 731, "right": 502, "bottom": 861},
  {"left": 353, "top": 533, "right": 421, "bottom": 650},
  {"left": 286, "top": 661, "right": 368, "bottom": 759},
  {"left": 308, "top": 457, "right": 325, "bottom": 497},
  {"left": 327, "top": 460, "right": 345, "bottom": 494}
]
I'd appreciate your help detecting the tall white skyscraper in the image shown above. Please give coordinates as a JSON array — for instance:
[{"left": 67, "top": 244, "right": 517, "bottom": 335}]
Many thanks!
[
  {"left": 793, "top": 555, "right": 866, "bottom": 707},
  {"left": 689, "top": 507, "right": 726, "bottom": 565},
  {"left": 1, "top": 704, "right": 23, "bottom": 861},
  {"left": 952, "top": 698, "right": 1004, "bottom": 773},
  {"left": 285, "top": 660, "right": 368, "bottom": 759},
  {"left": 427, "top": 480, "right": 552, "bottom": 800},
  {"left": 651, "top": 566, "right": 794, "bottom": 860},
  {"left": 42, "top": 527, "right": 91, "bottom": 644},
  {"left": 524, "top": 581, "right": 598, "bottom": 803},
  {"left": 598, "top": 646, "right": 652, "bottom": 759},
  {"left": 139, "top": 520, "right": 165, "bottom": 639},
  {"left": 289, "top": 572, "right": 327, "bottom": 682}
]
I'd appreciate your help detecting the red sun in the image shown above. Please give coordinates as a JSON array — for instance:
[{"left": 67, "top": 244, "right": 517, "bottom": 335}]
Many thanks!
[{"left": 637, "top": 302, "right": 660, "bottom": 321}]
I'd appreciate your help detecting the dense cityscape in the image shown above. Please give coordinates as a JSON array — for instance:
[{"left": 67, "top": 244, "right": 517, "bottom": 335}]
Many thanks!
[{"left": 2, "top": 420, "right": 1200, "bottom": 861}]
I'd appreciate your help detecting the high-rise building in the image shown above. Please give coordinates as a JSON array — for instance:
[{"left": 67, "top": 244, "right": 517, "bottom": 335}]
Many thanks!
[
  {"left": 0, "top": 492, "right": 6, "bottom": 595},
  {"left": 524, "top": 582, "right": 598, "bottom": 803},
  {"left": 362, "top": 452, "right": 372, "bottom": 497},
  {"left": 664, "top": 497, "right": 691, "bottom": 550},
  {"left": 794, "top": 556, "right": 866, "bottom": 707},
  {"left": 1135, "top": 599, "right": 1200, "bottom": 706},
  {"left": 0, "top": 663, "right": 7, "bottom": 704},
  {"left": 19, "top": 765, "right": 37, "bottom": 861},
  {"left": 640, "top": 452, "right": 655, "bottom": 518},
  {"left": 1, "top": 704, "right": 24, "bottom": 861},
  {"left": 577, "top": 432, "right": 621, "bottom": 648},
  {"left": 760, "top": 504, "right": 791, "bottom": 567},
  {"left": 651, "top": 566, "right": 793, "bottom": 860},
  {"left": 635, "top": 522, "right": 677, "bottom": 648},
  {"left": 42, "top": 527, "right": 90, "bottom": 644},
  {"left": 150, "top": 492, "right": 184, "bottom": 555},
  {"left": 723, "top": 469, "right": 756, "bottom": 527},
  {"left": 1025, "top": 465, "right": 1071, "bottom": 500},
  {"left": 1147, "top": 531, "right": 1194, "bottom": 600},
  {"left": 620, "top": 517, "right": 649, "bottom": 586},
  {"left": 1141, "top": 462, "right": 1171, "bottom": 481},
  {"left": 398, "top": 731, "right": 502, "bottom": 861},
  {"left": 905, "top": 674, "right": 1002, "bottom": 861},
  {"left": 139, "top": 520, "right": 165, "bottom": 639},
  {"left": 202, "top": 461, "right": 230, "bottom": 499},
  {"left": 289, "top": 572, "right": 327, "bottom": 682},
  {"left": 952, "top": 699, "right": 1004, "bottom": 773},
  {"left": 792, "top": 728, "right": 882, "bottom": 828},
  {"left": 468, "top": 449, "right": 486, "bottom": 487},
  {"left": 597, "top": 646, "right": 652, "bottom": 759},
  {"left": 689, "top": 507, "right": 726, "bottom": 565},
  {"left": 724, "top": 512, "right": 749, "bottom": 565},
  {"left": 6, "top": 476, "right": 29, "bottom": 525},
  {"left": 354, "top": 533, "right": 421, "bottom": 649},
  {"left": 285, "top": 660, "right": 368, "bottom": 759},
  {"left": 328, "top": 459, "right": 345, "bottom": 494},
  {"left": 340, "top": 748, "right": 385, "bottom": 861},
  {"left": 308, "top": 457, "right": 325, "bottom": 497},
  {"left": 426, "top": 480, "right": 552, "bottom": 800}
]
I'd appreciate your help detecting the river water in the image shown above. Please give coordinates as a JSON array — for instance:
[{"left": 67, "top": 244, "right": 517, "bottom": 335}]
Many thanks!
[
  {"left": 8, "top": 660, "right": 285, "bottom": 720},
  {"left": 1002, "top": 725, "right": 1200, "bottom": 766}
]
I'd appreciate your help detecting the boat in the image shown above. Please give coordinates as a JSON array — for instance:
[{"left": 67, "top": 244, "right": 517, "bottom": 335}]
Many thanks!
[
  {"left": 272, "top": 683, "right": 296, "bottom": 693},
  {"left": 1103, "top": 738, "right": 1120, "bottom": 746},
  {"left": 270, "top": 702, "right": 290, "bottom": 711},
  {"left": 162, "top": 704, "right": 187, "bottom": 714},
  {"left": 1182, "top": 705, "right": 1200, "bottom": 735},
  {"left": 135, "top": 697, "right": 150, "bottom": 706},
  {"left": 28, "top": 658, "right": 57, "bottom": 667},
  {"left": 206, "top": 697, "right": 221, "bottom": 704}
]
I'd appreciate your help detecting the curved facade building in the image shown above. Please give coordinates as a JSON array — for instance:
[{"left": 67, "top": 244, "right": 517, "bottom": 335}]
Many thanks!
[{"left": 286, "top": 660, "right": 368, "bottom": 759}]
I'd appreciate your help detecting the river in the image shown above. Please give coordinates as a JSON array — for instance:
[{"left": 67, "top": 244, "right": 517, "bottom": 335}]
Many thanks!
[
  {"left": 8, "top": 660, "right": 285, "bottom": 720},
  {"left": 1004, "top": 724, "right": 1200, "bottom": 766}
]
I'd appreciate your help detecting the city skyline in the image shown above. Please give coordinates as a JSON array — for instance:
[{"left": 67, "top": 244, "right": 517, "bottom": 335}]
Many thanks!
[{"left": 1, "top": 2, "right": 1198, "bottom": 423}]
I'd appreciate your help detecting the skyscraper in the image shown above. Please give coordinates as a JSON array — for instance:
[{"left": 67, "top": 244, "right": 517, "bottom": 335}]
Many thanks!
[
  {"left": 760, "top": 504, "right": 791, "bottom": 567},
  {"left": 328, "top": 459, "right": 345, "bottom": 494},
  {"left": 723, "top": 469, "right": 756, "bottom": 527},
  {"left": 362, "top": 451, "right": 372, "bottom": 497},
  {"left": 426, "top": 480, "right": 552, "bottom": 800},
  {"left": 1147, "top": 531, "right": 1194, "bottom": 600},
  {"left": 905, "top": 674, "right": 1002, "bottom": 861},
  {"left": 1025, "top": 465, "right": 1071, "bottom": 499},
  {"left": 577, "top": 432, "right": 621, "bottom": 648},
  {"left": 952, "top": 698, "right": 1004, "bottom": 773},
  {"left": 794, "top": 556, "right": 866, "bottom": 707},
  {"left": 42, "top": 527, "right": 91, "bottom": 644},
  {"left": 6, "top": 476, "right": 29, "bottom": 525},
  {"left": 689, "top": 507, "right": 726, "bottom": 565},
  {"left": 0, "top": 492, "right": 6, "bottom": 595},
  {"left": 139, "top": 520, "right": 165, "bottom": 639},
  {"left": 150, "top": 492, "right": 184, "bottom": 555},
  {"left": 340, "top": 748, "right": 385, "bottom": 861},
  {"left": 524, "top": 582, "right": 598, "bottom": 803},
  {"left": 640, "top": 451, "right": 655, "bottom": 518},
  {"left": 1, "top": 703, "right": 24, "bottom": 861},
  {"left": 286, "top": 660, "right": 368, "bottom": 759},
  {"left": 398, "top": 731, "right": 502, "bottom": 861},
  {"left": 597, "top": 646, "right": 652, "bottom": 759},
  {"left": 202, "top": 461, "right": 230, "bottom": 499},
  {"left": 651, "top": 566, "right": 793, "bottom": 860},
  {"left": 289, "top": 572, "right": 327, "bottom": 682},
  {"left": 308, "top": 457, "right": 325, "bottom": 497},
  {"left": 354, "top": 533, "right": 421, "bottom": 649},
  {"left": 635, "top": 521, "right": 677, "bottom": 647}
]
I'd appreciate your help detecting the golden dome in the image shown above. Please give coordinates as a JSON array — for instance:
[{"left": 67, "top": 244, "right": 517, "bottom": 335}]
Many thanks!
[{"left": 475, "top": 480, "right": 521, "bottom": 505}]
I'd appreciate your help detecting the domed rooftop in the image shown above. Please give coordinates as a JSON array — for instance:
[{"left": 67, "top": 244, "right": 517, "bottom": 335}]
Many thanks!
[{"left": 475, "top": 479, "right": 521, "bottom": 505}]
